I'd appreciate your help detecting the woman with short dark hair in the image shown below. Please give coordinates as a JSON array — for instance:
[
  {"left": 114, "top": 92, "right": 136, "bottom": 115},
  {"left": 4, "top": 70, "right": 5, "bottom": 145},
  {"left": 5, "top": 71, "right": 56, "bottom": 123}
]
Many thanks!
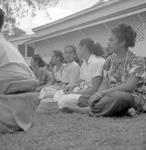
[
  {"left": 61, "top": 45, "right": 80, "bottom": 85},
  {"left": 64, "top": 45, "right": 83, "bottom": 66},
  {"left": 50, "top": 50, "right": 65, "bottom": 84},
  {"left": 31, "top": 54, "right": 51, "bottom": 86}
]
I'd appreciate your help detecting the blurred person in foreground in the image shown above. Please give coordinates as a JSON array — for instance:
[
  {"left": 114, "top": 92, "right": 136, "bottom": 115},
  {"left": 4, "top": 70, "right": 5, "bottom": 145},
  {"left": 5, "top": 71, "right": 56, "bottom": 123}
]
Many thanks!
[{"left": 0, "top": 8, "right": 39, "bottom": 133}]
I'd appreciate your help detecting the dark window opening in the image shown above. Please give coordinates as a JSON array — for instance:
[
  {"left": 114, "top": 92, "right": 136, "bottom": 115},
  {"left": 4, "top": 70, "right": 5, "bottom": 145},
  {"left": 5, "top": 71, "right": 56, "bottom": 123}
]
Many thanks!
[
  {"left": 27, "top": 46, "right": 34, "bottom": 57},
  {"left": 18, "top": 44, "right": 25, "bottom": 56}
]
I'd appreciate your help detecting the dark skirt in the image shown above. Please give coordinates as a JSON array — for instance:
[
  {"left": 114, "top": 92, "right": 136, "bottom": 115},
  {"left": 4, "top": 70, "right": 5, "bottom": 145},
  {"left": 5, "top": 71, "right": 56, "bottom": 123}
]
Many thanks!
[{"left": 78, "top": 91, "right": 135, "bottom": 117}]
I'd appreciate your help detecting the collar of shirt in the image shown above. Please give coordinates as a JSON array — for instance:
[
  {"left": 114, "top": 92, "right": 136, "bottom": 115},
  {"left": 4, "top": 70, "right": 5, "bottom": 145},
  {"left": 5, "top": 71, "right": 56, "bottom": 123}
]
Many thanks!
[
  {"left": 83, "top": 54, "right": 98, "bottom": 65},
  {"left": 65, "top": 61, "right": 76, "bottom": 67}
]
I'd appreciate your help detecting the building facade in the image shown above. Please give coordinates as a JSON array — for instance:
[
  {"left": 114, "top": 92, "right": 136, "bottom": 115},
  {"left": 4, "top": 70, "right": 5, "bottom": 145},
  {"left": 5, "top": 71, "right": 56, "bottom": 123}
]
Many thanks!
[{"left": 9, "top": 0, "right": 146, "bottom": 63}]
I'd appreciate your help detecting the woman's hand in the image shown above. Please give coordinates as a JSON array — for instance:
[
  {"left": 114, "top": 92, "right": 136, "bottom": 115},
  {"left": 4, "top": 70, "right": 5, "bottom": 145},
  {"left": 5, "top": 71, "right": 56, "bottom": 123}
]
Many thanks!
[
  {"left": 88, "top": 92, "right": 103, "bottom": 106},
  {"left": 64, "top": 90, "right": 79, "bottom": 95},
  {"left": 64, "top": 84, "right": 77, "bottom": 94}
]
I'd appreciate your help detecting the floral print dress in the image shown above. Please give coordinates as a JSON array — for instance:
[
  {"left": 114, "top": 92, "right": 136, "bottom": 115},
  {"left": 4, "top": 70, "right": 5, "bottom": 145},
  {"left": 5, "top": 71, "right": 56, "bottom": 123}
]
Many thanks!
[{"left": 104, "top": 50, "right": 146, "bottom": 112}]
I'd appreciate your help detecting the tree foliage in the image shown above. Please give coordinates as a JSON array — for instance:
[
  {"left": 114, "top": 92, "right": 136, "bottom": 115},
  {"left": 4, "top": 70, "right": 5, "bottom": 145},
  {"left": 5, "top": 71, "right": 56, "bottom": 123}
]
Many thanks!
[{"left": 0, "top": 0, "right": 59, "bottom": 38}]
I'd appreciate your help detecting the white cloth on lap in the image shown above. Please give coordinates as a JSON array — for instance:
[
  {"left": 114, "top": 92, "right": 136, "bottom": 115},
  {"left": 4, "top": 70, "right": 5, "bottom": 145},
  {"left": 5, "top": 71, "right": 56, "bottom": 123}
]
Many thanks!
[
  {"left": 39, "top": 85, "right": 60, "bottom": 99},
  {"left": 54, "top": 92, "right": 81, "bottom": 109}
]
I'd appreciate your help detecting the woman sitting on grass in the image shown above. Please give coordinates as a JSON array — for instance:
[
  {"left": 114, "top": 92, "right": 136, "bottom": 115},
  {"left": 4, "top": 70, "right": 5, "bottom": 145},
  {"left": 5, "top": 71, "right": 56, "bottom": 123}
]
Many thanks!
[
  {"left": 61, "top": 45, "right": 80, "bottom": 87},
  {"left": 49, "top": 50, "right": 65, "bottom": 85},
  {"left": 30, "top": 54, "right": 51, "bottom": 86},
  {"left": 39, "top": 50, "right": 65, "bottom": 99},
  {"left": 54, "top": 38, "right": 105, "bottom": 112},
  {"left": 39, "top": 46, "right": 80, "bottom": 100},
  {"left": 82, "top": 24, "right": 146, "bottom": 117}
]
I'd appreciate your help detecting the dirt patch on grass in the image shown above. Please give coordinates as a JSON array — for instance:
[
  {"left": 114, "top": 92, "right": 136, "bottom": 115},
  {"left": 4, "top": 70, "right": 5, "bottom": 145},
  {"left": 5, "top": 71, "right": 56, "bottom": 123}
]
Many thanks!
[{"left": 0, "top": 113, "right": 146, "bottom": 150}]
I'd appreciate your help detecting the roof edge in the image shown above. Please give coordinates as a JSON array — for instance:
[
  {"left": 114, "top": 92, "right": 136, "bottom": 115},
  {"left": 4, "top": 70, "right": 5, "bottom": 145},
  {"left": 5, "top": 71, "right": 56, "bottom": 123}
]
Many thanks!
[
  {"left": 8, "top": 34, "right": 35, "bottom": 42},
  {"left": 26, "top": 5, "right": 146, "bottom": 45},
  {"left": 32, "top": 0, "right": 120, "bottom": 32}
]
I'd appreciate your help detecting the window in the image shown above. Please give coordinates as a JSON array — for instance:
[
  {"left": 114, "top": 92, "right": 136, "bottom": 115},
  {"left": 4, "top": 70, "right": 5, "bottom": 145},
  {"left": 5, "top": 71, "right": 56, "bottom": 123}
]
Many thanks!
[
  {"left": 18, "top": 44, "right": 34, "bottom": 57},
  {"left": 27, "top": 45, "right": 34, "bottom": 57},
  {"left": 18, "top": 44, "right": 25, "bottom": 56}
]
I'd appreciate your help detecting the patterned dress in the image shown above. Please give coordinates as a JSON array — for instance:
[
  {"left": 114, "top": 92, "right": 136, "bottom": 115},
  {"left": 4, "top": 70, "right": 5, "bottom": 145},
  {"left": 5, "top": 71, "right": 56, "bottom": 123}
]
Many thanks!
[
  {"left": 104, "top": 50, "right": 146, "bottom": 112},
  {"left": 34, "top": 67, "right": 51, "bottom": 85}
]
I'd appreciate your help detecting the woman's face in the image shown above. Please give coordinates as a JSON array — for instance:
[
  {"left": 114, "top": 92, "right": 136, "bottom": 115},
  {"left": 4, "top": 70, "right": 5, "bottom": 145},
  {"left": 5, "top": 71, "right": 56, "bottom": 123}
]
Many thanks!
[
  {"left": 64, "top": 46, "right": 75, "bottom": 63},
  {"left": 30, "top": 58, "right": 37, "bottom": 69},
  {"left": 51, "top": 52, "right": 57, "bottom": 65},
  {"left": 78, "top": 44, "right": 85, "bottom": 59},
  {"left": 107, "top": 33, "right": 123, "bottom": 53}
]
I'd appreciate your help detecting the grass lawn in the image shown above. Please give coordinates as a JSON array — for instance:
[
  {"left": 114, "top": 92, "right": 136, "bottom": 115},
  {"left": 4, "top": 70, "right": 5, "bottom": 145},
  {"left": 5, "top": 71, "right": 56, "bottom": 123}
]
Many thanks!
[{"left": 0, "top": 112, "right": 146, "bottom": 150}]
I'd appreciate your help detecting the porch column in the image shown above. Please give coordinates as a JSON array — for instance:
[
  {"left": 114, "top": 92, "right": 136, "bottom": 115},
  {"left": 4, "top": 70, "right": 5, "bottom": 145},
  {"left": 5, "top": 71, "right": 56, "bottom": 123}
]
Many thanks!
[{"left": 25, "top": 44, "right": 27, "bottom": 57}]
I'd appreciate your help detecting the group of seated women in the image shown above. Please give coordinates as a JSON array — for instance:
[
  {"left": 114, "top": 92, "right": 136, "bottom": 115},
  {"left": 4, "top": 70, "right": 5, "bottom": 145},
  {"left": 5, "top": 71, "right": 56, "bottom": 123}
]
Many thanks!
[
  {"left": 0, "top": 7, "right": 146, "bottom": 134},
  {"left": 32, "top": 23, "right": 146, "bottom": 118},
  {"left": 30, "top": 45, "right": 81, "bottom": 97}
]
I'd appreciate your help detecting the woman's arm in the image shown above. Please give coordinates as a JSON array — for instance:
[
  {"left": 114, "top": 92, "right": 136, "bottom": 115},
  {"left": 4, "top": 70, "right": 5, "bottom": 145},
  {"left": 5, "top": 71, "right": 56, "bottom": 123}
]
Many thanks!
[
  {"left": 73, "top": 76, "right": 103, "bottom": 95},
  {"left": 48, "top": 71, "right": 56, "bottom": 85},
  {"left": 99, "top": 77, "right": 140, "bottom": 96},
  {"left": 64, "top": 79, "right": 84, "bottom": 93},
  {"left": 88, "top": 77, "right": 140, "bottom": 106}
]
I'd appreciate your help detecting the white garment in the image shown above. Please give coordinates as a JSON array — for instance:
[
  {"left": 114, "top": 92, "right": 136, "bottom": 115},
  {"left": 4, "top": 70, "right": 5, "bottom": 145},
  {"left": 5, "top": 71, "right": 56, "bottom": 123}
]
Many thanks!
[
  {"left": 80, "top": 55, "right": 105, "bottom": 87},
  {"left": 0, "top": 34, "right": 34, "bottom": 80},
  {"left": 56, "top": 92, "right": 81, "bottom": 109},
  {"left": 53, "top": 64, "right": 65, "bottom": 82},
  {"left": 39, "top": 62, "right": 80, "bottom": 100},
  {"left": 61, "top": 61, "right": 80, "bottom": 84},
  {"left": 39, "top": 85, "right": 60, "bottom": 99},
  {"left": 55, "top": 55, "right": 105, "bottom": 108}
]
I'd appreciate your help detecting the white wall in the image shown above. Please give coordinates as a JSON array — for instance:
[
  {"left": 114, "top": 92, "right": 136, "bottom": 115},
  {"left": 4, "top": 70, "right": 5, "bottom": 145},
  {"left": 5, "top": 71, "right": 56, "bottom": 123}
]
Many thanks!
[
  {"left": 31, "top": 12, "right": 146, "bottom": 61},
  {"left": 32, "top": 25, "right": 108, "bottom": 61},
  {"left": 33, "top": 30, "right": 84, "bottom": 63}
]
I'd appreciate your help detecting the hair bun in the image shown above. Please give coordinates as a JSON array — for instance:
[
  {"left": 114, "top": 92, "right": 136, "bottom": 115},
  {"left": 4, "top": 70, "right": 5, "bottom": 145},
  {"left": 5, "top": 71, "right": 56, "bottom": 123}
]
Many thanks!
[{"left": 112, "top": 24, "right": 137, "bottom": 48}]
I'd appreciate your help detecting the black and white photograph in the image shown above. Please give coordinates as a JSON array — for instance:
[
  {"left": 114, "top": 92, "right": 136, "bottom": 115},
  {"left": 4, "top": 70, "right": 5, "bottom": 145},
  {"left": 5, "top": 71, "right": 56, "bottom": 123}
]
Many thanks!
[{"left": 0, "top": 0, "right": 146, "bottom": 149}]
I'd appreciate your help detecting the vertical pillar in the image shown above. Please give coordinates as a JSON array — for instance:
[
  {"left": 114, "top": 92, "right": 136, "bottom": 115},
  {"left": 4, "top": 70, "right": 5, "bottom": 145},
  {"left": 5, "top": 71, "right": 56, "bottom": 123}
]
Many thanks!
[{"left": 25, "top": 44, "right": 27, "bottom": 58}]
